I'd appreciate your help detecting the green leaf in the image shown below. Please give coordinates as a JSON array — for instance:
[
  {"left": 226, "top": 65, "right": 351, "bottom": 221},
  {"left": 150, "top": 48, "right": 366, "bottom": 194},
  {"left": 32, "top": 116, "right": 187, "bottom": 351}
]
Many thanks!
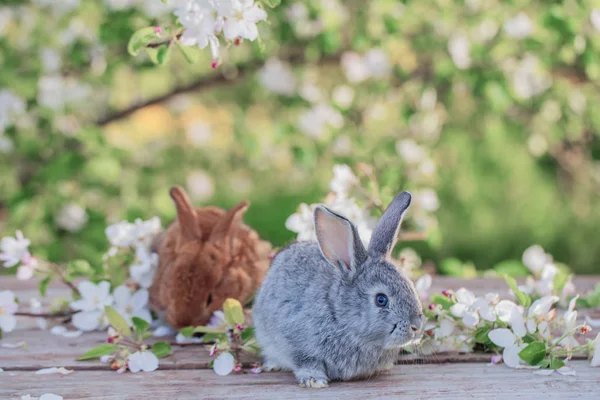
[
  {"left": 128, "top": 27, "right": 160, "bottom": 56},
  {"left": 157, "top": 45, "right": 170, "bottom": 65},
  {"left": 474, "top": 327, "right": 490, "bottom": 344},
  {"left": 202, "top": 333, "right": 223, "bottom": 342},
  {"left": 77, "top": 344, "right": 118, "bottom": 361},
  {"left": 518, "top": 341, "right": 546, "bottom": 366},
  {"left": 67, "top": 259, "right": 93, "bottom": 276},
  {"left": 104, "top": 306, "right": 132, "bottom": 337},
  {"left": 553, "top": 271, "right": 571, "bottom": 293},
  {"left": 504, "top": 275, "right": 531, "bottom": 307},
  {"left": 180, "top": 326, "right": 195, "bottom": 338},
  {"left": 523, "top": 334, "right": 537, "bottom": 344},
  {"left": 430, "top": 293, "right": 454, "bottom": 310},
  {"left": 39, "top": 276, "right": 52, "bottom": 297},
  {"left": 142, "top": 332, "right": 153, "bottom": 340},
  {"left": 193, "top": 326, "right": 227, "bottom": 334},
  {"left": 151, "top": 341, "right": 172, "bottom": 358},
  {"left": 492, "top": 260, "right": 530, "bottom": 278},
  {"left": 261, "top": 0, "right": 281, "bottom": 7},
  {"left": 146, "top": 47, "right": 160, "bottom": 64},
  {"left": 176, "top": 41, "right": 200, "bottom": 64},
  {"left": 241, "top": 326, "right": 255, "bottom": 342},
  {"left": 549, "top": 357, "right": 565, "bottom": 370},
  {"left": 223, "top": 298, "right": 245, "bottom": 327},
  {"left": 132, "top": 317, "right": 150, "bottom": 334}
]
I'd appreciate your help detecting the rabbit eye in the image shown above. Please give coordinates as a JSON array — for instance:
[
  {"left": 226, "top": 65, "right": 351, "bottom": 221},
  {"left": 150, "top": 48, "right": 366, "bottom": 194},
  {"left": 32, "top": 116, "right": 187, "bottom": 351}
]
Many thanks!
[
  {"left": 375, "top": 293, "right": 388, "bottom": 308},
  {"left": 206, "top": 293, "right": 213, "bottom": 306}
]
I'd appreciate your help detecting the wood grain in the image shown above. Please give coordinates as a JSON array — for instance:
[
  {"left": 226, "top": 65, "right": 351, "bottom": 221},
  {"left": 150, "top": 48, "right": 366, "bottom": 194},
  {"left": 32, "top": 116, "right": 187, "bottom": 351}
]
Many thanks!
[
  {"left": 1, "top": 361, "right": 597, "bottom": 400},
  {"left": 2, "top": 276, "right": 599, "bottom": 399}
]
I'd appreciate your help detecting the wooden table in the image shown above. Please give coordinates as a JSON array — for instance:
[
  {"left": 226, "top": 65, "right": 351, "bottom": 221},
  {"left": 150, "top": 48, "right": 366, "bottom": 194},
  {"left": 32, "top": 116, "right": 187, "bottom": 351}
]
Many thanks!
[{"left": 2, "top": 277, "right": 599, "bottom": 399}]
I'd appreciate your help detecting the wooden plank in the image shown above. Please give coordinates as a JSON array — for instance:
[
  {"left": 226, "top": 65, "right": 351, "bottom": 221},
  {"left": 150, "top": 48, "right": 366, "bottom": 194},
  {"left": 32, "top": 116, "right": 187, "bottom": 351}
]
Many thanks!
[{"left": 1, "top": 361, "right": 597, "bottom": 400}]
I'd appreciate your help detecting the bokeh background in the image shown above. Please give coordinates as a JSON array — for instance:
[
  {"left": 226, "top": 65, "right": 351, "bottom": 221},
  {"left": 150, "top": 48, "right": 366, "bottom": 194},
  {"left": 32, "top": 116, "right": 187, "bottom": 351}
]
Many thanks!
[{"left": 1, "top": 0, "right": 600, "bottom": 276}]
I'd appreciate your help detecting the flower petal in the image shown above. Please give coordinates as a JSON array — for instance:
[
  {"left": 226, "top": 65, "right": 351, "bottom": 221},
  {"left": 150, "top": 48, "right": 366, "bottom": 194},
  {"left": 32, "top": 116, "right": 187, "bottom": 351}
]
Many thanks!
[
  {"left": 113, "top": 285, "right": 131, "bottom": 309},
  {"left": 503, "top": 343, "right": 526, "bottom": 369},
  {"left": 450, "top": 303, "right": 468, "bottom": 318},
  {"left": 557, "top": 366, "right": 576, "bottom": 376},
  {"left": 462, "top": 311, "right": 480, "bottom": 327},
  {"left": 77, "top": 281, "right": 98, "bottom": 299},
  {"left": 488, "top": 328, "right": 516, "bottom": 348},
  {"left": 496, "top": 300, "right": 518, "bottom": 322},
  {"left": 72, "top": 310, "right": 102, "bottom": 331},
  {"left": 243, "top": 6, "right": 267, "bottom": 23},
  {"left": 213, "top": 352, "right": 235, "bottom": 376},
  {"left": 455, "top": 288, "right": 476, "bottom": 306},
  {"left": 131, "top": 289, "right": 149, "bottom": 310},
  {"left": 0, "top": 315, "right": 17, "bottom": 332}
]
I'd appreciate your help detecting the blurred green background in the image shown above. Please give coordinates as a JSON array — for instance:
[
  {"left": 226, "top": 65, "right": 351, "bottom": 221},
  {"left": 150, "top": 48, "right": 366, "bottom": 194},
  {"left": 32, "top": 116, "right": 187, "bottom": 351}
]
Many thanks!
[{"left": 1, "top": 0, "right": 600, "bottom": 275}]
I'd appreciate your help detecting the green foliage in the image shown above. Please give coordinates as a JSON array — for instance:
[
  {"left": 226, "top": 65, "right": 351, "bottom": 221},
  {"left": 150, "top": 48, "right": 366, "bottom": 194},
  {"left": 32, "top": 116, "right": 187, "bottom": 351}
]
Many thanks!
[
  {"left": 492, "top": 260, "right": 530, "bottom": 278},
  {"left": 504, "top": 275, "right": 532, "bottom": 308},
  {"left": 223, "top": 298, "right": 245, "bottom": 327},
  {"left": 151, "top": 341, "right": 172, "bottom": 358},
  {"left": 1, "top": 0, "right": 600, "bottom": 277},
  {"left": 132, "top": 317, "right": 150, "bottom": 336},
  {"left": 128, "top": 27, "right": 160, "bottom": 56},
  {"left": 429, "top": 293, "right": 454, "bottom": 310},
  {"left": 518, "top": 341, "right": 547, "bottom": 366},
  {"left": 105, "top": 306, "right": 132, "bottom": 337},
  {"left": 77, "top": 344, "right": 119, "bottom": 361}
]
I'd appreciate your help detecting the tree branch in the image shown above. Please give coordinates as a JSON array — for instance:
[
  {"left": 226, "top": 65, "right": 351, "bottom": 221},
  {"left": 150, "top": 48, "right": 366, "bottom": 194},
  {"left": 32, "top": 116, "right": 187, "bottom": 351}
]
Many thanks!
[{"left": 95, "top": 51, "right": 343, "bottom": 126}]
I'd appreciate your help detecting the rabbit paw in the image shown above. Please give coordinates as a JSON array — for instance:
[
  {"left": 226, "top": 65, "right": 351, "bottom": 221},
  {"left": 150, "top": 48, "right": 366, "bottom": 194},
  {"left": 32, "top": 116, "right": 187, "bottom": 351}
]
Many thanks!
[{"left": 296, "top": 376, "right": 329, "bottom": 389}]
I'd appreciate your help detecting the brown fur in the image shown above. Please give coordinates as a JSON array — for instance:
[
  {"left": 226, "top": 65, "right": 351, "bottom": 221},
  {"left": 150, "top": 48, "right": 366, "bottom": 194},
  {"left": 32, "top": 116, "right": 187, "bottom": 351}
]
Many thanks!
[{"left": 149, "top": 186, "right": 272, "bottom": 328}]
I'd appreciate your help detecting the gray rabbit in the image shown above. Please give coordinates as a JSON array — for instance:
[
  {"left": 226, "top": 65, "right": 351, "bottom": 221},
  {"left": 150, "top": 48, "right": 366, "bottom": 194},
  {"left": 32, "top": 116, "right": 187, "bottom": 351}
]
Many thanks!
[{"left": 253, "top": 192, "right": 425, "bottom": 388}]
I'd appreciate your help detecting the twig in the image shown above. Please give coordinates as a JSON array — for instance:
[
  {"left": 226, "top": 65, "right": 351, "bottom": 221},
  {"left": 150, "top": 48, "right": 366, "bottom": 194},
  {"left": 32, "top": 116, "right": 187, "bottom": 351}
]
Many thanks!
[
  {"left": 48, "top": 261, "right": 80, "bottom": 296},
  {"left": 95, "top": 51, "right": 343, "bottom": 126},
  {"left": 15, "top": 311, "right": 75, "bottom": 319}
]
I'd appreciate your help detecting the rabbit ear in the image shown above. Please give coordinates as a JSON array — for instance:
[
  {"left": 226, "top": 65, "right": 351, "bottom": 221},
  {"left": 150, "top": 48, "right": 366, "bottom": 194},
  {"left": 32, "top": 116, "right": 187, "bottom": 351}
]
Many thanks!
[
  {"left": 314, "top": 205, "right": 367, "bottom": 272},
  {"left": 368, "top": 191, "right": 412, "bottom": 258},
  {"left": 210, "top": 201, "right": 249, "bottom": 242},
  {"left": 170, "top": 186, "right": 201, "bottom": 241}
]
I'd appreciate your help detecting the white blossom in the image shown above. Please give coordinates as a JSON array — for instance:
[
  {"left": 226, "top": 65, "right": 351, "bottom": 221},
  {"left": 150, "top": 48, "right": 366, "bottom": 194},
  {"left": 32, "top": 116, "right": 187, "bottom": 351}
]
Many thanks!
[
  {"left": 0, "top": 231, "right": 31, "bottom": 268},
  {"left": 504, "top": 13, "right": 533, "bottom": 39},
  {"left": 510, "top": 54, "right": 551, "bottom": 99},
  {"left": 55, "top": 203, "right": 88, "bottom": 232},
  {"left": 220, "top": 0, "right": 267, "bottom": 41},
  {"left": 297, "top": 103, "right": 343, "bottom": 139},
  {"left": 0, "top": 89, "right": 26, "bottom": 133},
  {"left": 37, "top": 75, "right": 92, "bottom": 111},
  {"left": 0, "top": 290, "right": 18, "bottom": 333},
  {"left": 332, "top": 85, "right": 355, "bottom": 109},
  {"left": 396, "top": 139, "right": 427, "bottom": 164},
  {"left": 213, "top": 351, "right": 235, "bottom": 375},
  {"left": 128, "top": 350, "right": 159, "bottom": 373},
  {"left": 450, "top": 288, "right": 480, "bottom": 326},
  {"left": 590, "top": 333, "right": 600, "bottom": 367},
  {"left": 415, "top": 274, "right": 432, "bottom": 300},
  {"left": 130, "top": 247, "right": 159, "bottom": 289},
  {"left": 591, "top": 9, "right": 600, "bottom": 32},
  {"left": 329, "top": 164, "right": 358, "bottom": 199},
  {"left": 448, "top": 35, "right": 471, "bottom": 69},
  {"left": 187, "top": 170, "right": 215, "bottom": 202},
  {"left": 113, "top": 285, "right": 152, "bottom": 324},
  {"left": 70, "top": 281, "right": 114, "bottom": 331},
  {"left": 488, "top": 327, "right": 528, "bottom": 369},
  {"left": 522, "top": 245, "right": 552, "bottom": 276},
  {"left": 258, "top": 58, "right": 296, "bottom": 96}
]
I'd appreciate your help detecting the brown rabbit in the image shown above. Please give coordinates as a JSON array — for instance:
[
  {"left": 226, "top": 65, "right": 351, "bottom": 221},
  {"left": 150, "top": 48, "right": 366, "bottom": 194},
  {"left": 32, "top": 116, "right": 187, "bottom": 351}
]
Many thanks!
[{"left": 149, "top": 186, "right": 272, "bottom": 329}]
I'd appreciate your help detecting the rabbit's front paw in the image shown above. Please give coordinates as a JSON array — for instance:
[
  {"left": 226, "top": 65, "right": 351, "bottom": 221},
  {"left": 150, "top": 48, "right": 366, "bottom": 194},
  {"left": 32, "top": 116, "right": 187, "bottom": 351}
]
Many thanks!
[{"left": 297, "top": 377, "right": 329, "bottom": 388}]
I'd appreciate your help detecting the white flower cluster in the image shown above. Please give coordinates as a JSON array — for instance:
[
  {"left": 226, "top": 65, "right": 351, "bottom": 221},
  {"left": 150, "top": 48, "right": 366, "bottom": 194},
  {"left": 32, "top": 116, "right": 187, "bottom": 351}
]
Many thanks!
[
  {"left": 519, "top": 244, "right": 576, "bottom": 304},
  {"left": 173, "top": 0, "right": 267, "bottom": 65},
  {"left": 0, "top": 89, "right": 26, "bottom": 153},
  {"left": 340, "top": 49, "right": 391, "bottom": 83},
  {"left": 286, "top": 165, "right": 377, "bottom": 245},
  {"left": 0, "top": 230, "right": 38, "bottom": 280},
  {"left": 0, "top": 290, "right": 18, "bottom": 334},
  {"left": 68, "top": 217, "right": 162, "bottom": 331},
  {"left": 105, "top": 217, "right": 162, "bottom": 288},
  {"left": 70, "top": 280, "right": 153, "bottom": 332}
]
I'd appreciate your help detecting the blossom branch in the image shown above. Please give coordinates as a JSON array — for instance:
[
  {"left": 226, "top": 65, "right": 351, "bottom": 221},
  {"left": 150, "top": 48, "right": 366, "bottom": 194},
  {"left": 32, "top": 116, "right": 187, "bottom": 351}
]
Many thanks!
[
  {"left": 96, "top": 50, "right": 344, "bottom": 126},
  {"left": 14, "top": 311, "right": 75, "bottom": 319}
]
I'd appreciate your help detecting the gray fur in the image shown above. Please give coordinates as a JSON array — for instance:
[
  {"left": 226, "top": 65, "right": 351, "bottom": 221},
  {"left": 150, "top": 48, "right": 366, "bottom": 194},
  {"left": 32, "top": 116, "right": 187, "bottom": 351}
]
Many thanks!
[{"left": 253, "top": 192, "right": 424, "bottom": 387}]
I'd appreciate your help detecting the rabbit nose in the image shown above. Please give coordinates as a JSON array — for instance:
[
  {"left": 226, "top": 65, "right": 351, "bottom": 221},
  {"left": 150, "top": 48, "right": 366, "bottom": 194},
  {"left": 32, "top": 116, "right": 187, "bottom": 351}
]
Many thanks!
[{"left": 410, "top": 313, "right": 424, "bottom": 332}]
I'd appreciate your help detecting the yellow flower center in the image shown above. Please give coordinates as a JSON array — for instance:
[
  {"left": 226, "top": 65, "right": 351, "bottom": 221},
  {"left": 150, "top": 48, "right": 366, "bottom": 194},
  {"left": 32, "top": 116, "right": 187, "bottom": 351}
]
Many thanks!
[{"left": 0, "top": 306, "right": 5, "bottom": 315}]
